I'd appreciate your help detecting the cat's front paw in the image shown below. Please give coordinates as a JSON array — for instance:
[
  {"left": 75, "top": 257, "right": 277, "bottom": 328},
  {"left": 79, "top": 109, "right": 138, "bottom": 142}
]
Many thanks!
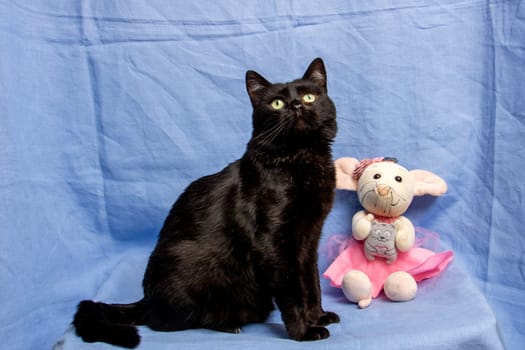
[
  {"left": 301, "top": 326, "right": 330, "bottom": 341},
  {"left": 316, "top": 311, "right": 340, "bottom": 326}
]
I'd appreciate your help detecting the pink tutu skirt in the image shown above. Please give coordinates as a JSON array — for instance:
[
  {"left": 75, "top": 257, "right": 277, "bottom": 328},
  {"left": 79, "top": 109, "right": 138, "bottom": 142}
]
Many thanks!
[{"left": 323, "top": 237, "right": 454, "bottom": 298}]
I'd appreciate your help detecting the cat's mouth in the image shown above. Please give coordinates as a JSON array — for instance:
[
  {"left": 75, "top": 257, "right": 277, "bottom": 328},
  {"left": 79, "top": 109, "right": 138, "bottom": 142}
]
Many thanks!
[
  {"left": 290, "top": 111, "right": 315, "bottom": 129},
  {"left": 292, "top": 110, "right": 304, "bottom": 119},
  {"left": 293, "top": 116, "right": 310, "bottom": 131}
]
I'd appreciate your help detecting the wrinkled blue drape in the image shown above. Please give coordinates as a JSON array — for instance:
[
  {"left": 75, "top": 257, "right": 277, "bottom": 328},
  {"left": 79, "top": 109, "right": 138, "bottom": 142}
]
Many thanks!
[{"left": 1, "top": 1, "right": 523, "bottom": 349}]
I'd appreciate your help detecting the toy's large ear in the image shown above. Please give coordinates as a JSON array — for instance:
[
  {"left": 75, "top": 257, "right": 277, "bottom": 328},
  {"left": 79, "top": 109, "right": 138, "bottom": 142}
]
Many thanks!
[
  {"left": 335, "top": 157, "right": 359, "bottom": 191},
  {"left": 410, "top": 170, "right": 448, "bottom": 196}
]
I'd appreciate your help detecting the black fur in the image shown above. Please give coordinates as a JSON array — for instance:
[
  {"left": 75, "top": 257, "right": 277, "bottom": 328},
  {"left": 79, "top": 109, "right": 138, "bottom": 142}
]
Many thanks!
[
  {"left": 73, "top": 58, "right": 340, "bottom": 348},
  {"left": 73, "top": 300, "right": 147, "bottom": 348}
]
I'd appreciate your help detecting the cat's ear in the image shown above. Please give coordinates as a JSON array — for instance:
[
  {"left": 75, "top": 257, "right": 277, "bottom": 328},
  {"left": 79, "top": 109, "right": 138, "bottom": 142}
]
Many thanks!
[
  {"left": 246, "top": 70, "right": 271, "bottom": 106},
  {"left": 303, "top": 58, "right": 327, "bottom": 91}
]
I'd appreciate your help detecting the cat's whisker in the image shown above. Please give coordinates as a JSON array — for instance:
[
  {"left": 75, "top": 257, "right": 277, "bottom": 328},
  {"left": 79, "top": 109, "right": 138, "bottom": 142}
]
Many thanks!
[
  {"left": 255, "top": 122, "right": 286, "bottom": 148},
  {"left": 253, "top": 119, "right": 281, "bottom": 141},
  {"left": 256, "top": 122, "right": 282, "bottom": 141}
]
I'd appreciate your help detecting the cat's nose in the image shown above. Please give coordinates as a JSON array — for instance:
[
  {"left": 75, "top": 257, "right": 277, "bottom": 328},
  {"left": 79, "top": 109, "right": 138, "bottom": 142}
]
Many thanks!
[{"left": 291, "top": 100, "right": 302, "bottom": 110}]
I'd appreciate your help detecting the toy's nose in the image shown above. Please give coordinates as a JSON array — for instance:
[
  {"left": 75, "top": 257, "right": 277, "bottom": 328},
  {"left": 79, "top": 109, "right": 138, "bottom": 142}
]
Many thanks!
[{"left": 376, "top": 184, "right": 391, "bottom": 197}]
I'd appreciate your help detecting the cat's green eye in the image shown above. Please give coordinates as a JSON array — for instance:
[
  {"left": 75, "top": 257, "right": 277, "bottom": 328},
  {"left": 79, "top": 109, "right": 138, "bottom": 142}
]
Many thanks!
[
  {"left": 302, "top": 93, "right": 316, "bottom": 103},
  {"left": 271, "top": 99, "right": 285, "bottom": 110}
]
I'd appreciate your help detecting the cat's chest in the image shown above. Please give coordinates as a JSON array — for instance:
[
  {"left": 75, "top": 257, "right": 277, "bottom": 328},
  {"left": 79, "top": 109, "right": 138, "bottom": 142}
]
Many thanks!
[
  {"left": 240, "top": 151, "right": 335, "bottom": 201},
  {"left": 260, "top": 158, "right": 335, "bottom": 195},
  {"left": 288, "top": 154, "right": 334, "bottom": 187}
]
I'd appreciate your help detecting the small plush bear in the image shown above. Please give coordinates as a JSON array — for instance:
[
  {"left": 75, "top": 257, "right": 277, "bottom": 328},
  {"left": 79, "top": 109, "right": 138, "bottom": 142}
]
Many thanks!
[{"left": 323, "top": 157, "right": 454, "bottom": 308}]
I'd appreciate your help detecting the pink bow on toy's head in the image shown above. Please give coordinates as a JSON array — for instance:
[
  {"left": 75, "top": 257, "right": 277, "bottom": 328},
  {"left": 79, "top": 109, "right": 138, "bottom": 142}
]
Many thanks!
[{"left": 352, "top": 157, "right": 397, "bottom": 180}]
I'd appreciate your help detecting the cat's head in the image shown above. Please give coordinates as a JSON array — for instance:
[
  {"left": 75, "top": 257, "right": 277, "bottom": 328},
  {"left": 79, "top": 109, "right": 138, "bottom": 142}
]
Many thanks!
[{"left": 245, "top": 58, "right": 337, "bottom": 146}]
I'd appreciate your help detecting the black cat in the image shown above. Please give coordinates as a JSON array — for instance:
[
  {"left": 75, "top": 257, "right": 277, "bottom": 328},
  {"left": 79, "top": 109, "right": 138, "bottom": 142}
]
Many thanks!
[{"left": 73, "top": 58, "right": 340, "bottom": 348}]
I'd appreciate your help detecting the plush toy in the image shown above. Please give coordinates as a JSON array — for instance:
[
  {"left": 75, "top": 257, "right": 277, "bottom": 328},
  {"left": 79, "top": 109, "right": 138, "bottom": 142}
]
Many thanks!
[{"left": 323, "top": 157, "right": 454, "bottom": 308}]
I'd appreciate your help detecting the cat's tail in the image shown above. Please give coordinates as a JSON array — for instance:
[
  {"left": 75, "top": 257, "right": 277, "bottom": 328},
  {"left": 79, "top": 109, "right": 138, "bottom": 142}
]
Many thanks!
[{"left": 73, "top": 299, "right": 147, "bottom": 349}]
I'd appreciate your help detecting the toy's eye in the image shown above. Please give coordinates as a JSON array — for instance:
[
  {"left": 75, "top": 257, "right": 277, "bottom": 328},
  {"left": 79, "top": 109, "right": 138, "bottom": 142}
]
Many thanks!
[
  {"left": 395, "top": 176, "right": 403, "bottom": 183},
  {"left": 271, "top": 99, "right": 285, "bottom": 110},
  {"left": 373, "top": 173, "right": 381, "bottom": 180},
  {"left": 302, "top": 93, "right": 316, "bottom": 103}
]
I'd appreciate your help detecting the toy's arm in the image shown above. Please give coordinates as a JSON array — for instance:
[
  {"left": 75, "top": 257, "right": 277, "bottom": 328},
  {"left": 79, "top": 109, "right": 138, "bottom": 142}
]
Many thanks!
[
  {"left": 394, "top": 216, "right": 415, "bottom": 252},
  {"left": 352, "top": 210, "right": 373, "bottom": 241}
]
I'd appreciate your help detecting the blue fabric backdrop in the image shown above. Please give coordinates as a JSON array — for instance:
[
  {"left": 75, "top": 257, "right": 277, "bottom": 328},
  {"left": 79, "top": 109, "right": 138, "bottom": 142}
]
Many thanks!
[{"left": 1, "top": 1, "right": 523, "bottom": 349}]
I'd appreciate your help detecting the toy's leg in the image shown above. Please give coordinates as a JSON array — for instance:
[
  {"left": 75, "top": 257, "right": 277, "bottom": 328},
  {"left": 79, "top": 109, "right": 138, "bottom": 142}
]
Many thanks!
[
  {"left": 358, "top": 297, "right": 372, "bottom": 309},
  {"left": 341, "top": 270, "right": 373, "bottom": 309},
  {"left": 385, "top": 249, "right": 397, "bottom": 264},
  {"left": 384, "top": 271, "right": 417, "bottom": 302}
]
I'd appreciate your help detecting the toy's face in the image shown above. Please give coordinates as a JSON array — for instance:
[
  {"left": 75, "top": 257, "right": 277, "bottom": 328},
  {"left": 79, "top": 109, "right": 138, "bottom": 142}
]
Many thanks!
[{"left": 357, "top": 162, "right": 414, "bottom": 217}]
